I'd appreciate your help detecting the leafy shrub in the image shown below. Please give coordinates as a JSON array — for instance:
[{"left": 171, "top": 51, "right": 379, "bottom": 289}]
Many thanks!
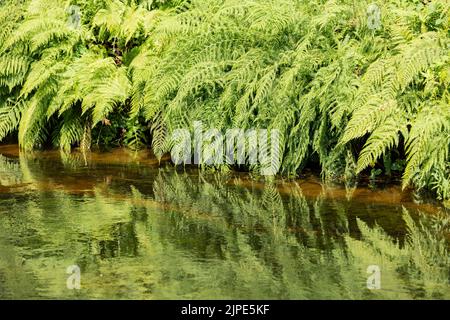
[{"left": 0, "top": 0, "right": 449, "bottom": 200}]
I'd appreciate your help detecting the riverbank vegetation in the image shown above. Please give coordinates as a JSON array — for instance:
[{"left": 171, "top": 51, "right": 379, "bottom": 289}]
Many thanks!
[{"left": 0, "top": 0, "right": 449, "bottom": 201}]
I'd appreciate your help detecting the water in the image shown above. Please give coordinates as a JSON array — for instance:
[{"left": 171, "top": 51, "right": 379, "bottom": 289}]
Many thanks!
[{"left": 0, "top": 145, "right": 448, "bottom": 300}]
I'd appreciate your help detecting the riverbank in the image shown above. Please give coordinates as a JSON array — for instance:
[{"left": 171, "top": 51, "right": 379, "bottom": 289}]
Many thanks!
[{"left": 0, "top": 144, "right": 445, "bottom": 214}]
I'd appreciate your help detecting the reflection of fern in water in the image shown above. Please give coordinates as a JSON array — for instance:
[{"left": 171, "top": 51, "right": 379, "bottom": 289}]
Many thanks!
[
  {"left": 0, "top": 165, "right": 448, "bottom": 299},
  {"left": 346, "top": 210, "right": 449, "bottom": 299},
  {"left": 149, "top": 171, "right": 449, "bottom": 299},
  {"left": 0, "top": 155, "right": 23, "bottom": 186}
]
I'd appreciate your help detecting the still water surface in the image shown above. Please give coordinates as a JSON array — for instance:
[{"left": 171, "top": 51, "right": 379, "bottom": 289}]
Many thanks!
[{"left": 0, "top": 145, "right": 448, "bottom": 299}]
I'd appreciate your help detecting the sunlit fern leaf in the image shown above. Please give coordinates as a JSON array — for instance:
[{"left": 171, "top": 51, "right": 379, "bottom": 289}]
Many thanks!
[
  {"left": 0, "top": 55, "right": 30, "bottom": 90},
  {"left": 151, "top": 112, "right": 168, "bottom": 160},
  {"left": 394, "top": 32, "right": 448, "bottom": 92},
  {"left": 59, "top": 110, "right": 84, "bottom": 153},
  {"left": 403, "top": 101, "right": 450, "bottom": 189},
  {"left": 356, "top": 113, "right": 407, "bottom": 173},
  {"left": 18, "top": 97, "right": 48, "bottom": 150},
  {"left": 0, "top": 100, "right": 26, "bottom": 141}
]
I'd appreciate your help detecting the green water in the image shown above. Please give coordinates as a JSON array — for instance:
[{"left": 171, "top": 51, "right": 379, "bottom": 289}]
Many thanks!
[{"left": 0, "top": 147, "right": 448, "bottom": 300}]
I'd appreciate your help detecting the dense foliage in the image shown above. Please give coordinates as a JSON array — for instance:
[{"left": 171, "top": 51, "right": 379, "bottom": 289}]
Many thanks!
[{"left": 0, "top": 0, "right": 449, "bottom": 201}]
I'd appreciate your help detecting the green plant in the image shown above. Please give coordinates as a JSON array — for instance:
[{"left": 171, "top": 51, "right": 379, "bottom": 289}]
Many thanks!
[
  {"left": 123, "top": 117, "right": 149, "bottom": 150},
  {"left": 0, "top": 0, "right": 162, "bottom": 151},
  {"left": 0, "top": 0, "right": 449, "bottom": 201},
  {"left": 130, "top": 0, "right": 449, "bottom": 199}
]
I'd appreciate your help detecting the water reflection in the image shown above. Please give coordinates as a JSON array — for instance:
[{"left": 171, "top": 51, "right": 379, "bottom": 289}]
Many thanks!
[{"left": 0, "top": 149, "right": 448, "bottom": 299}]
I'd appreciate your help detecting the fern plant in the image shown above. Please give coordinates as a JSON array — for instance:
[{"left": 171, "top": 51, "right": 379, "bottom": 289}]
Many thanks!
[
  {"left": 0, "top": 0, "right": 160, "bottom": 151},
  {"left": 0, "top": 0, "right": 449, "bottom": 201},
  {"left": 133, "top": 0, "right": 449, "bottom": 199}
]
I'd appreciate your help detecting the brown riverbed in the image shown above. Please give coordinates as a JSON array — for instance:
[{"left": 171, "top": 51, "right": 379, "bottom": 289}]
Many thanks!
[{"left": 0, "top": 144, "right": 443, "bottom": 215}]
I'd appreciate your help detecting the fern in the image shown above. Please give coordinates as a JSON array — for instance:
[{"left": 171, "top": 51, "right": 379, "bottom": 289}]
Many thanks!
[
  {"left": 0, "top": 100, "right": 26, "bottom": 141},
  {"left": 0, "top": 0, "right": 449, "bottom": 200}
]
